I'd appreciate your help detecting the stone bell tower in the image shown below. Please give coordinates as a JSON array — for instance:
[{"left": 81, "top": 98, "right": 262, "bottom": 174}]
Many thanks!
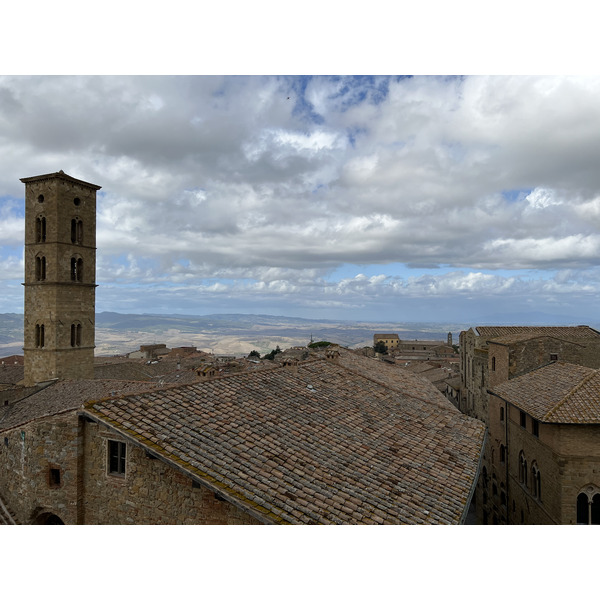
[{"left": 21, "top": 170, "right": 101, "bottom": 386}]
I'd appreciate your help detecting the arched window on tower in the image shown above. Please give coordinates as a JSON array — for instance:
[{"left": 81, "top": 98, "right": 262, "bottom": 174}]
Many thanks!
[
  {"left": 35, "top": 255, "right": 46, "bottom": 281},
  {"left": 71, "top": 322, "right": 82, "bottom": 347},
  {"left": 519, "top": 451, "right": 526, "bottom": 484},
  {"left": 36, "top": 216, "right": 46, "bottom": 243},
  {"left": 35, "top": 324, "right": 45, "bottom": 348},
  {"left": 71, "top": 257, "right": 83, "bottom": 282},
  {"left": 71, "top": 218, "right": 83, "bottom": 245}
]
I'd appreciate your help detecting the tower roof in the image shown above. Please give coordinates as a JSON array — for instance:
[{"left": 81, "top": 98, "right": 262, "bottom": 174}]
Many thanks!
[{"left": 20, "top": 170, "right": 101, "bottom": 190}]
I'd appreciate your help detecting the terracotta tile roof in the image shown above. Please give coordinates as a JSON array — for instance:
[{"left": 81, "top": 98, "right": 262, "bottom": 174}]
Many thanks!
[
  {"left": 492, "top": 362, "right": 600, "bottom": 423},
  {"left": 0, "top": 365, "right": 24, "bottom": 385},
  {"left": 475, "top": 325, "right": 600, "bottom": 340},
  {"left": 0, "top": 379, "right": 159, "bottom": 432},
  {"left": 488, "top": 333, "right": 586, "bottom": 346},
  {"left": 84, "top": 355, "right": 485, "bottom": 524},
  {"left": 336, "top": 351, "right": 455, "bottom": 411},
  {"left": 94, "top": 362, "right": 154, "bottom": 381}
]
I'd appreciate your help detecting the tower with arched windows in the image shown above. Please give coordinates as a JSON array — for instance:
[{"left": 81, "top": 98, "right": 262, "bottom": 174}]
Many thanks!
[{"left": 21, "top": 171, "right": 100, "bottom": 385}]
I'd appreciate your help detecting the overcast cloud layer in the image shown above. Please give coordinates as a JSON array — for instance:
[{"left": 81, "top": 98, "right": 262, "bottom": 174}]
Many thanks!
[{"left": 2, "top": 75, "right": 600, "bottom": 323}]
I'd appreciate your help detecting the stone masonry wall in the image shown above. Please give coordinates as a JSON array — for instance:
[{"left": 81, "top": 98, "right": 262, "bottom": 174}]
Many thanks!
[
  {"left": 81, "top": 419, "right": 261, "bottom": 525},
  {"left": 0, "top": 411, "right": 80, "bottom": 524}
]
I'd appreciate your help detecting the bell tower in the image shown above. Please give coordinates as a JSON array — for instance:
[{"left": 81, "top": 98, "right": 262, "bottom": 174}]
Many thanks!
[{"left": 21, "top": 170, "right": 101, "bottom": 386}]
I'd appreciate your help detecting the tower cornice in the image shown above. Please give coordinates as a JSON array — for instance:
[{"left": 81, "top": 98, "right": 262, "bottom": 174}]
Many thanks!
[{"left": 20, "top": 170, "right": 102, "bottom": 191}]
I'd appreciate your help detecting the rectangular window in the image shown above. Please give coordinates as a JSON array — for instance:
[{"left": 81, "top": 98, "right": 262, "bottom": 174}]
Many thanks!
[
  {"left": 108, "top": 440, "right": 126, "bottom": 476},
  {"left": 520, "top": 410, "right": 527, "bottom": 428},
  {"left": 500, "top": 406, "right": 505, "bottom": 421},
  {"left": 550, "top": 353, "right": 558, "bottom": 361},
  {"left": 49, "top": 468, "right": 61, "bottom": 487},
  {"left": 532, "top": 419, "right": 539, "bottom": 437}
]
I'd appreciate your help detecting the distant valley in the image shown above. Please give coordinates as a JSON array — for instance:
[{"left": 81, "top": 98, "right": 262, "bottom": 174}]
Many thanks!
[{"left": 0, "top": 312, "right": 465, "bottom": 357}]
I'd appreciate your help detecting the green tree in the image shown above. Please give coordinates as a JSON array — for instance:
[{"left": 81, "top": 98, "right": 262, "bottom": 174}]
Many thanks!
[
  {"left": 248, "top": 350, "right": 261, "bottom": 359},
  {"left": 374, "top": 341, "right": 387, "bottom": 354}
]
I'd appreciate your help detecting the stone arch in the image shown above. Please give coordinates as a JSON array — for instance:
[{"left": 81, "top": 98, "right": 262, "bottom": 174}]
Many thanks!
[
  {"left": 30, "top": 507, "right": 65, "bottom": 525},
  {"left": 576, "top": 484, "right": 600, "bottom": 524}
]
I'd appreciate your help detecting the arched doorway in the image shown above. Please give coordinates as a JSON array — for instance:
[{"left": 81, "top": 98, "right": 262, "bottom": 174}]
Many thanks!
[{"left": 32, "top": 512, "right": 64, "bottom": 525}]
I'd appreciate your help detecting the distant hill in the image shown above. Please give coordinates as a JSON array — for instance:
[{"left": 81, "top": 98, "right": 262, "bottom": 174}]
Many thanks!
[
  {"left": 5, "top": 311, "right": 594, "bottom": 358},
  {"left": 1, "top": 312, "right": 465, "bottom": 358}
]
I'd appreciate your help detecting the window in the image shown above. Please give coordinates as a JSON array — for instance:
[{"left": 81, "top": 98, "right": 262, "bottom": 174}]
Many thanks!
[
  {"left": 500, "top": 444, "right": 506, "bottom": 464},
  {"left": 71, "top": 323, "right": 82, "bottom": 347},
  {"left": 492, "top": 356, "right": 496, "bottom": 372},
  {"left": 71, "top": 257, "right": 83, "bottom": 282},
  {"left": 35, "top": 324, "right": 45, "bottom": 348},
  {"left": 71, "top": 218, "right": 83, "bottom": 244},
  {"left": 108, "top": 440, "right": 126, "bottom": 476},
  {"left": 36, "top": 216, "right": 46, "bottom": 243},
  {"left": 35, "top": 255, "right": 46, "bottom": 281},
  {"left": 550, "top": 353, "right": 558, "bottom": 361},
  {"left": 576, "top": 488, "right": 600, "bottom": 524},
  {"left": 531, "top": 462, "right": 541, "bottom": 500},
  {"left": 519, "top": 451, "right": 526, "bottom": 484},
  {"left": 532, "top": 419, "right": 539, "bottom": 437},
  {"left": 49, "top": 468, "right": 61, "bottom": 488},
  {"left": 520, "top": 410, "right": 527, "bottom": 428},
  {"left": 500, "top": 406, "right": 505, "bottom": 421}
]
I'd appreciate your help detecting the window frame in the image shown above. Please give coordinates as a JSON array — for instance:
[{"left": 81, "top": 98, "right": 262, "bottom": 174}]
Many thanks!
[{"left": 107, "top": 440, "right": 127, "bottom": 477}]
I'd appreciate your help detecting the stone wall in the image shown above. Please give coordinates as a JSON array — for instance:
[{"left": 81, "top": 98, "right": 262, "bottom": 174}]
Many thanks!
[
  {"left": 80, "top": 419, "right": 261, "bottom": 525},
  {"left": 0, "top": 411, "right": 80, "bottom": 524}
]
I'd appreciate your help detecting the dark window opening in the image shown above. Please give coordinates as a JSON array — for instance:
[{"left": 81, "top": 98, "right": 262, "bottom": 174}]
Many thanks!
[
  {"left": 532, "top": 463, "right": 541, "bottom": 500},
  {"left": 71, "top": 257, "right": 83, "bottom": 282},
  {"left": 520, "top": 410, "right": 527, "bottom": 428},
  {"left": 36, "top": 216, "right": 46, "bottom": 243},
  {"left": 49, "top": 468, "right": 61, "bottom": 487},
  {"left": 35, "top": 324, "right": 45, "bottom": 348},
  {"left": 70, "top": 323, "right": 82, "bottom": 347},
  {"left": 550, "top": 353, "right": 558, "bottom": 361},
  {"left": 532, "top": 419, "right": 539, "bottom": 437},
  {"left": 74, "top": 197, "right": 81, "bottom": 206},
  {"left": 71, "top": 218, "right": 83, "bottom": 244},
  {"left": 108, "top": 440, "right": 126, "bottom": 476},
  {"left": 36, "top": 256, "right": 47, "bottom": 281},
  {"left": 500, "top": 406, "right": 505, "bottom": 421},
  {"left": 492, "top": 356, "right": 496, "bottom": 371},
  {"left": 37, "top": 194, "right": 44, "bottom": 203},
  {"left": 500, "top": 444, "right": 506, "bottom": 464}
]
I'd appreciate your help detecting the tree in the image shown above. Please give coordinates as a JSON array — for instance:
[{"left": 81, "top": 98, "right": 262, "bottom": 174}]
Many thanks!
[
  {"left": 263, "top": 346, "right": 282, "bottom": 360},
  {"left": 248, "top": 350, "right": 260, "bottom": 359},
  {"left": 374, "top": 341, "right": 387, "bottom": 354}
]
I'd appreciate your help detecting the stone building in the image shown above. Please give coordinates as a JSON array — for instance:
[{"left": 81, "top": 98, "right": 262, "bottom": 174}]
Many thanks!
[
  {"left": 0, "top": 170, "right": 486, "bottom": 525},
  {"left": 459, "top": 326, "right": 600, "bottom": 424},
  {"left": 373, "top": 333, "right": 399, "bottom": 352},
  {"left": 482, "top": 362, "right": 600, "bottom": 524},
  {"left": 1, "top": 350, "right": 486, "bottom": 525}
]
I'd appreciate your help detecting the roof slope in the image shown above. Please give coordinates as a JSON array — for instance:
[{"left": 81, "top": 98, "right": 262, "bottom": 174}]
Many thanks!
[
  {"left": 492, "top": 362, "right": 600, "bottom": 423},
  {"left": 475, "top": 325, "right": 600, "bottom": 340},
  {"left": 0, "top": 379, "right": 159, "bottom": 432},
  {"left": 84, "top": 357, "right": 485, "bottom": 525}
]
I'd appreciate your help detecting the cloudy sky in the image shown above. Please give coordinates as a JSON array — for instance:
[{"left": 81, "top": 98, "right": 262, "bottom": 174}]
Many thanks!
[{"left": 2, "top": 74, "right": 600, "bottom": 323}]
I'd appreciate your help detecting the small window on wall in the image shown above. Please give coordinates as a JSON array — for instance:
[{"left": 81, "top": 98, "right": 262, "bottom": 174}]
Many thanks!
[
  {"left": 550, "top": 353, "right": 558, "bottom": 361},
  {"left": 49, "top": 468, "right": 61, "bottom": 488},
  {"left": 492, "top": 357, "right": 496, "bottom": 372},
  {"left": 35, "top": 324, "right": 45, "bottom": 348},
  {"left": 36, "top": 216, "right": 46, "bottom": 243},
  {"left": 500, "top": 406, "right": 505, "bottom": 421},
  {"left": 520, "top": 411, "right": 527, "bottom": 428},
  {"left": 532, "top": 419, "right": 539, "bottom": 437},
  {"left": 108, "top": 440, "right": 126, "bottom": 476}
]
